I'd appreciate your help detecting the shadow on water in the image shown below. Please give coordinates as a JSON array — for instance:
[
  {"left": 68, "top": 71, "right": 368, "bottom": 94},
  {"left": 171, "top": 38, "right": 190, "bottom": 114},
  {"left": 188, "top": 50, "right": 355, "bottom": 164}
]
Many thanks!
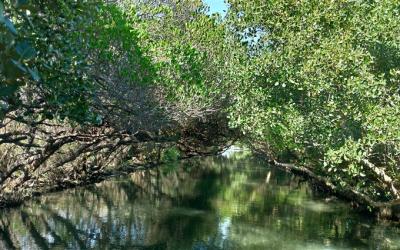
[{"left": 1, "top": 151, "right": 400, "bottom": 249}]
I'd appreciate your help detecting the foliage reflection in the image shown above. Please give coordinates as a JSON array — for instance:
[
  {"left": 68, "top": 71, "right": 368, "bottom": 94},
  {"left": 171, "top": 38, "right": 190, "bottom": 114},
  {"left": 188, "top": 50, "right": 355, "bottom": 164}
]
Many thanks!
[{"left": 1, "top": 154, "right": 400, "bottom": 249}]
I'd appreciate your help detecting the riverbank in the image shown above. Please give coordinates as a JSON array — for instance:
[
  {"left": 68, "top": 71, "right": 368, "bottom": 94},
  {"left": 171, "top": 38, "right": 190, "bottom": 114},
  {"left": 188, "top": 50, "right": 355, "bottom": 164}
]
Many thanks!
[
  {"left": 0, "top": 112, "right": 235, "bottom": 209},
  {"left": 250, "top": 146, "right": 400, "bottom": 222}
]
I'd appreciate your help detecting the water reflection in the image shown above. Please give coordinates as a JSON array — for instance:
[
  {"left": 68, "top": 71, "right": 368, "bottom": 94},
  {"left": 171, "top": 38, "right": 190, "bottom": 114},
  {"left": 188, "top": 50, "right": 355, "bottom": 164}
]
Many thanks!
[{"left": 1, "top": 153, "right": 400, "bottom": 249}]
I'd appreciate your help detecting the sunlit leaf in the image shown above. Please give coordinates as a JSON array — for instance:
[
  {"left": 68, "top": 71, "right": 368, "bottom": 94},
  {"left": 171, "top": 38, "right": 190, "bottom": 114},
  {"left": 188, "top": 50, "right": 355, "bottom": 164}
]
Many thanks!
[
  {"left": 27, "top": 67, "right": 40, "bottom": 81},
  {"left": 4, "top": 17, "right": 17, "bottom": 35}
]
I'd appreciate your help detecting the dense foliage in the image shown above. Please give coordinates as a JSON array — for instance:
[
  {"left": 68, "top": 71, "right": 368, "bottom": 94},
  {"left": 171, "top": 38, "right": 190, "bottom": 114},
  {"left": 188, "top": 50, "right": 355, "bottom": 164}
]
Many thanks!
[
  {"left": 225, "top": 0, "right": 400, "bottom": 204},
  {"left": 0, "top": 0, "right": 235, "bottom": 205},
  {"left": 119, "top": 0, "right": 245, "bottom": 114},
  {"left": 0, "top": 1, "right": 102, "bottom": 123}
]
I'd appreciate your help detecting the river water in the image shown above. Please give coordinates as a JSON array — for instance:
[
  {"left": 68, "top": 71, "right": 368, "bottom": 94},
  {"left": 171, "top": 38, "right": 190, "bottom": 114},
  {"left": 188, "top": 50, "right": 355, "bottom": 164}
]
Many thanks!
[{"left": 0, "top": 150, "right": 400, "bottom": 249}]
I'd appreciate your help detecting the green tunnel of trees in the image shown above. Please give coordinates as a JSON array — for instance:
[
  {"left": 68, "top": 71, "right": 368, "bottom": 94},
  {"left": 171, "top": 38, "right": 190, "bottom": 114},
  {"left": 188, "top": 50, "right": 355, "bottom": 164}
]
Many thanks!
[{"left": 1, "top": 0, "right": 400, "bottom": 218}]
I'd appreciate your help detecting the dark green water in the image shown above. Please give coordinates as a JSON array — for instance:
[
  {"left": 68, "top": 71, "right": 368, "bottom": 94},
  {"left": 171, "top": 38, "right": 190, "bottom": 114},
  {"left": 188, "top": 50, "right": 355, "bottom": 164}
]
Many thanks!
[{"left": 1, "top": 150, "right": 400, "bottom": 250}]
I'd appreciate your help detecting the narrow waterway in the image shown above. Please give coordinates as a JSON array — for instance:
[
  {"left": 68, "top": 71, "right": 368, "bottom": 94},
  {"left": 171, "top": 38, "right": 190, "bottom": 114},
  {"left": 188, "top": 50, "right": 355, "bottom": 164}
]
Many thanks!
[{"left": 0, "top": 150, "right": 399, "bottom": 249}]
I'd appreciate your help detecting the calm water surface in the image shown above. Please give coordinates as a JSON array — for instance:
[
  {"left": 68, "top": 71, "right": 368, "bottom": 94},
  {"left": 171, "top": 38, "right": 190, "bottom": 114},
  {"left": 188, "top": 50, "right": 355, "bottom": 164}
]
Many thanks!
[{"left": 1, "top": 151, "right": 400, "bottom": 250}]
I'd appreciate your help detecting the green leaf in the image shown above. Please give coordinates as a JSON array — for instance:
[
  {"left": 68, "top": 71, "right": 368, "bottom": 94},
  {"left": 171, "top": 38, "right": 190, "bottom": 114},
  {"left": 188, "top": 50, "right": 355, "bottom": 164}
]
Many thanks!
[
  {"left": 11, "top": 59, "right": 27, "bottom": 72},
  {"left": 0, "top": 2, "right": 5, "bottom": 23},
  {"left": 16, "top": 41, "right": 36, "bottom": 59},
  {"left": 27, "top": 67, "right": 40, "bottom": 81},
  {"left": 4, "top": 17, "right": 17, "bottom": 35},
  {"left": 6, "top": 59, "right": 28, "bottom": 80},
  {"left": 4, "top": 59, "right": 27, "bottom": 79}
]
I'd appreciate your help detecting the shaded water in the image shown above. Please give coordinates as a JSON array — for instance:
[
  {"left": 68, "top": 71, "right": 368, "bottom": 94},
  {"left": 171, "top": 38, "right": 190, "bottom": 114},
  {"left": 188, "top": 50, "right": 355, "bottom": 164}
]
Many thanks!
[{"left": 1, "top": 151, "right": 400, "bottom": 249}]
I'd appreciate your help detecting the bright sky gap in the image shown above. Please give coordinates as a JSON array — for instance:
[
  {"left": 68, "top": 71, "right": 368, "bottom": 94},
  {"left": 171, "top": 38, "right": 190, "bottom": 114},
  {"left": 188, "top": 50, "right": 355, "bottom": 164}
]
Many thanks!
[{"left": 203, "top": 0, "right": 228, "bottom": 16}]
